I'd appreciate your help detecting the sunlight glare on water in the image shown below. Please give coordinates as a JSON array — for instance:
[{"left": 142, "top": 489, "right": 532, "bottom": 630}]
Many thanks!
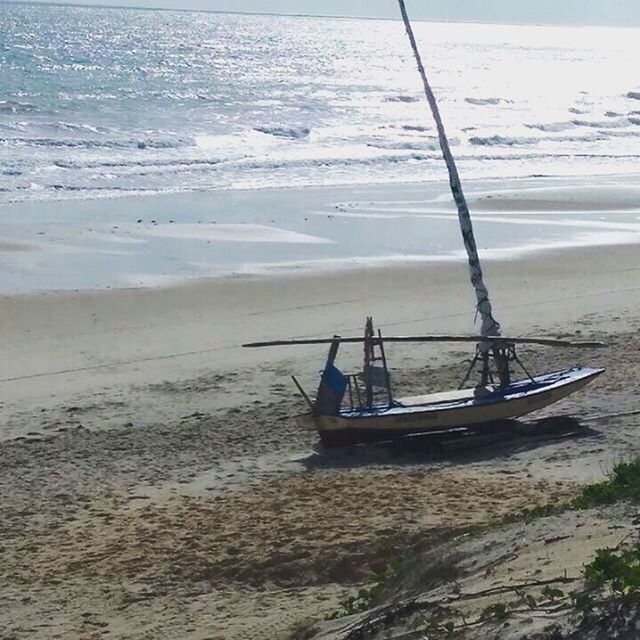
[{"left": 1, "top": 4, "right": 640, "bottom": 204}]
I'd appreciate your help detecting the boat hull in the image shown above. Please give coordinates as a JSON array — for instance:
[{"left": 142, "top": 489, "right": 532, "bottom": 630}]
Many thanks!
[{"left": 299, "top": 366, "right": 604, "bottom": 447}]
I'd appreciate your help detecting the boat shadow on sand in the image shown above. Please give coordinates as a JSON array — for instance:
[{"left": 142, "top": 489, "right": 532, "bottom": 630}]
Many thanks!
[{"left": 301, "top": 415, "right": 602, "bottom": 470}]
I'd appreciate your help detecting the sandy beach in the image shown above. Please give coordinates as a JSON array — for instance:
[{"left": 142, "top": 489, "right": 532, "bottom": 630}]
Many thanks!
[
  {"left": 4, "top": 4, "right": 640, "bottom": 637},
  {"left": 1, "top": 176, "right": 640, "bottom": 639}
]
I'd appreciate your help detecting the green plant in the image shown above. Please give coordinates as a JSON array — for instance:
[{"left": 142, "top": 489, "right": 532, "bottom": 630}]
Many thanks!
[
  {"left": 480, "top": 602, "right": 507, "bottom": 621},
  {"left": 567, "top": 542, "right": 640, "bottom": 627},
  {"left": 573, "top": 458, "right": 640, "bottom": 509},
  {"left": 541, "top": 585, "right": 565, "bottom": 602},
  {"left": 570, "top": 588, "right": 596, "bottom": 615},
  {"left": 412, "top": 605, "right": 462, "bottom": 638},
  {"left": 326, "top": 556, "right": 405, "bottom": 619},
  {"left": 584, "top": 547, "right": 640, "bottom": 595},
  {"left": 500, "top": 501, "right": 568, "bottom": 526}
]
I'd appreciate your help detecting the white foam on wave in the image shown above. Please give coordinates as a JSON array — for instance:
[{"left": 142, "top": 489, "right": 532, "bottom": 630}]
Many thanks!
[
  {"left": 572, "top": 118, "right": 630, "bottom": 129},
  {"left": 254, "top": 126, "right": 310, "bottom": 139},
  {"left": 0, "top": 99, "right": 41, "bottom": 114},
  {"left": 525, "top": 121, "right": 576, "bottom": 132},
  {"left": 367, "top": 139, "right": 441, "bottom": 151},
  {"left": 1, "top": 136, "right": 195, "bottom": 150},
  {"left": 384, "top": 95, "right": 419, "bottom": 103},
  {"left": 85, "top": 230, "right": 147, "bottom": 245},
  {"left": 469, "top": 135, "right": 539, "bottom": 146},
  {"left": 464, "top": 97, "right": 507, "bottom": 106},
  {"left": 400, "top": 124, "right": 431, "bottom": 132}
]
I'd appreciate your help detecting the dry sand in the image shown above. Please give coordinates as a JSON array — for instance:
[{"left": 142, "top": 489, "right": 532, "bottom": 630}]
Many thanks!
[{"left": 1, "top": 207, "right": 640, "bottom": 638}]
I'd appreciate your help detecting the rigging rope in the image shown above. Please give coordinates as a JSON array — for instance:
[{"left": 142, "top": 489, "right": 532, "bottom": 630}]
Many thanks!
[{"left": 397, "top": 0, "right": 501, "bottom": 340}]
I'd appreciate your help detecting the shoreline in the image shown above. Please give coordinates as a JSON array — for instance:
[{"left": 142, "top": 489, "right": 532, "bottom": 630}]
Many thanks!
[{"left": 1, "top": 174, "right": 640, "bottom": 293}]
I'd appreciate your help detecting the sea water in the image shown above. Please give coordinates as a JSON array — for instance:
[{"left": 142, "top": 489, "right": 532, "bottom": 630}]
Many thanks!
[{"left": 2, "top": 4, "right": 640, "bottom": 206}]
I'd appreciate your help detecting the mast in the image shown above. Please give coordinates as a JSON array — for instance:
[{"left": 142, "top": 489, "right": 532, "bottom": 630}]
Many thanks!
[{"left": 396, "top": 0, "right": 501, "bottom": 341}]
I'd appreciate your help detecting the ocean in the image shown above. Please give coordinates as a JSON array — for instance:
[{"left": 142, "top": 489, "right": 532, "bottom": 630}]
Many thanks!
[{"left": 2, "top": 3, "right": 640, "bottom": 206}]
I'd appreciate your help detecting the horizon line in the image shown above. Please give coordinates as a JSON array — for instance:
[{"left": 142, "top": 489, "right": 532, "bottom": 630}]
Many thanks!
[{"left": 2, "top": 0, "right": 640, "bottom": 30}]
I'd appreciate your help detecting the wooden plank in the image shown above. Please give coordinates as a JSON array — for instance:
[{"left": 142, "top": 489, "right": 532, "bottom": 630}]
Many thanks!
[{"left": 243, "top": 336, "right": 605, "bottom": 348}]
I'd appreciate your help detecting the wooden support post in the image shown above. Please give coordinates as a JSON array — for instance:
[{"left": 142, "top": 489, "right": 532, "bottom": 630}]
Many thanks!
[
  {"left": 353, "top": 374, "right": 363, "bottom": 409},
  {"left": 364, "top": 317, "right": 374, "bottom": 409},
  {"left": 480, "top": 351, "right": 491, "bottom": 387},
  {"left": 377, "top": 329, "right": 393, "bottom": 406}
]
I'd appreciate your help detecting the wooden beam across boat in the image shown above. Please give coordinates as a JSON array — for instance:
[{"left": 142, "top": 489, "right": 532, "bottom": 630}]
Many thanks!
[{"left": 242, "top": 335, "right": 605, "bottom": 348}]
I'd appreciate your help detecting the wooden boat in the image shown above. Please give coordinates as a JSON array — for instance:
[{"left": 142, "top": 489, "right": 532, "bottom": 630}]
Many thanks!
[
  {"left": 244, "top": 0, "right": 605, "bottom": 447},
  {"left": 245, "top": 319, "right": 604, "bottom": 447},
  {"left": 302, "top": 367, "right": 604, "bottom": 447}
]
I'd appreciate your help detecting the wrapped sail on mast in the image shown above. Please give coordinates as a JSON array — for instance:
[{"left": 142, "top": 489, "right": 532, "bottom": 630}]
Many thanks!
[{"left": 397, "top": 0, "right": 501, "bottom": 339}]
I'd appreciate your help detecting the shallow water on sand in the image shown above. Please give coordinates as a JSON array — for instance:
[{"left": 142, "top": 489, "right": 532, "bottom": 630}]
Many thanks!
[{"left": 0, "top": 177, "right": 639, "bottom": 291}]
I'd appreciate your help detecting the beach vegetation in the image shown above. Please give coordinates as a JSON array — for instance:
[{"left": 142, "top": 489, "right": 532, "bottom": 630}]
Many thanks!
[
  {"left": 572, "top": 458, "right": 640, "bottom": 509},
  {"left": 415, "top": 607, "right": 459, "bottom": 636},
  {"left": 583, "top": 546, "right": 640, "bottom": 596},
  {"left": 324, "top": 460, "right": 640, "bottom": 630},
  {"left": 325, "top": 556, "right": 405, "bottom": 619},
  {"left": 479, "top": 601, "right": 508, "bottom": 621},
  {"left": 565, "top": 543, "right": 640, "bottom": 638},
  {"left": 502, "top": 501, "right": 565, "bottom": 524}
]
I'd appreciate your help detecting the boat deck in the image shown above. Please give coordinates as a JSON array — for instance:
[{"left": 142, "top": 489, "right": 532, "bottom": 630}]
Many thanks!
[{"left": 340, "top": 367, "right": 604, "bottom": 418}]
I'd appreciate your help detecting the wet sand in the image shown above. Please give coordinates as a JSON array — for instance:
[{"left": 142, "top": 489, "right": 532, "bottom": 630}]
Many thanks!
[{"left": 1, "top": 175, "right": 640, "bottom": 291}]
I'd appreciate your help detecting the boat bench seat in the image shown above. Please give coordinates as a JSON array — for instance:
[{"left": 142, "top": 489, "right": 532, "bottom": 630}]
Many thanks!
[{"left": 398, "top": 386, "right": 494, "bottom": 407}]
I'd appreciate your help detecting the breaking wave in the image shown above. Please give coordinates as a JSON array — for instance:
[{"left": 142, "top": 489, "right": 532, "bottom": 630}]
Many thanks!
[
  {"left": 0, "top": 136, "right": 196, "bottom": 149},
  {"left": 50, "top": 121, "right": 112, "bottom": 134},
  {"left": 367, "top": 139, "right": 442, "bottom": 151},
  {"left": 469, "top": 132, "right": 615, "bottom": 147},
  {"left": 384, "top": 95, "right": 419, "bottom": 103},
  {"left": 525, "top": 121, "right": 576, "bottom": 132},
  {"left": 53, "top": 157, "right": 225, "bottom": 170},
  {"left": 602, "top": 129, "right": 640, "bottom": 138},
  {"left": 464, "top": 97, "right": 507, "bottom": 106},
  {"left": 469, "top": 135, "right": 539, "bottom": 146},
  {"left": 254, "top": 126, "right": 310, "bottom": 139},
  {"left": 401, "top": 124, "right": 430, "bottom": 132},
  {"left": 572, "top": 118, "right": 630, "bottom": 129},
  {"left": 0, "top": 99, "right": 42, "bottom": 114}
]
